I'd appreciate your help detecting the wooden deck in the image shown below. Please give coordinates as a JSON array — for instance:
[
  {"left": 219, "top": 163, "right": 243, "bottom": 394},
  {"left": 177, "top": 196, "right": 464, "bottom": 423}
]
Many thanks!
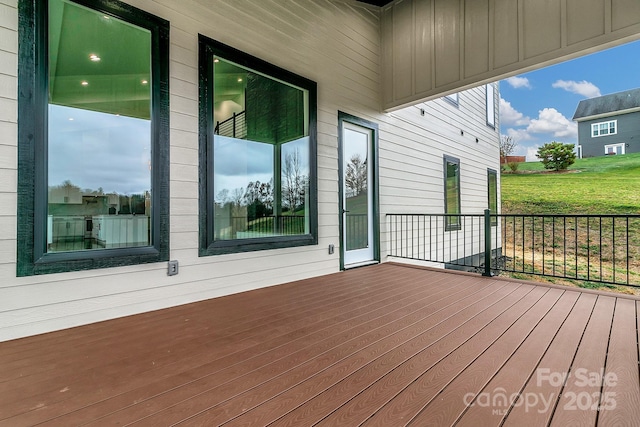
[{"left": 1, "top": 263, "right": 639, "bottom": 426}]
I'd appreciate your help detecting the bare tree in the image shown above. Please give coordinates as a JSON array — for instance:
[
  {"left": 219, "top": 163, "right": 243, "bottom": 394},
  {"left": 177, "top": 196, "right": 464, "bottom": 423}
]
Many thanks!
[
  {"left": 215, "top": 188, "right": 230, "bottom": 205},
  {"left": 500, "top": 135, "right": 518, "bottom": 164},
  {"left": 345, "top": 154, "right": 367, "bottom": 197},
  {"left": 282, "top": 148, "right": 307, "bottom": 212}
]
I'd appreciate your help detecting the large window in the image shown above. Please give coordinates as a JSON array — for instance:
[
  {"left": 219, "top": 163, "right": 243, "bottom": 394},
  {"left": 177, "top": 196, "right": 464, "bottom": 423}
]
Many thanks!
[
  {"left": 486, "top": 84, "right": 496, "bottom": 128},
  {"left": 591, "top": 120, "right": 617, "bottom": 137},
  {"left": 17, "top": 0, "right": 170, "bottom": 275},
  {"left": 199, "top": 36, "right": 317, "bottom": 255},
  {"left": 444, "top": 156, "right": 461, "bottom": 231},
  {"left": 488, "top": 169, "right": 498, "bottom": 226}
]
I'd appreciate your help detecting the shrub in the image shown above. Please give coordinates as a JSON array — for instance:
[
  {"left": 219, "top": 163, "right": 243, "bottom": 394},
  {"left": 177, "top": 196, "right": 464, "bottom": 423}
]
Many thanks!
[
  {"left": 536, "top": 141, "right": 576, "bottom": 171},
  {"left": 507, "top": 162, "right": 520, "bottom": 172}
]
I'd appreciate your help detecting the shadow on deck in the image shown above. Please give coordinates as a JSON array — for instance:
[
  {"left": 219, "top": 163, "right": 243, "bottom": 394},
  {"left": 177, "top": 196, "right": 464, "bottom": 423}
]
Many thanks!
[{"left": 1, "top": 263, "right": 639, "bottom": 426}]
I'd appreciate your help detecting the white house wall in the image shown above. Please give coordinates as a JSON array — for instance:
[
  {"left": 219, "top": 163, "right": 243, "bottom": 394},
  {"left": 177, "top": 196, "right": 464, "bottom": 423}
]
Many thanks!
[
  {"left": 382, "top": 0, "right": 640, "bottom": 111},
  {"left": 0, "top": 0, "right": 499, "bottom": 341}
]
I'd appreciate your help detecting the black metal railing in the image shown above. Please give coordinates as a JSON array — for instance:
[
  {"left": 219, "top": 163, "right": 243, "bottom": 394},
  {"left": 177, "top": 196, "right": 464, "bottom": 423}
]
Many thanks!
[
  {"left": 215, "top": 111, "right": 247, "bottom": 139},
  {"left": 387, "top": 211, "right": 640, "bottom": 287},
  {"left": 223, "top": 215, "right": 306, "bottom": 237},
  {"left": 345, "top": 213, "right": 368, "bottom": 250}
]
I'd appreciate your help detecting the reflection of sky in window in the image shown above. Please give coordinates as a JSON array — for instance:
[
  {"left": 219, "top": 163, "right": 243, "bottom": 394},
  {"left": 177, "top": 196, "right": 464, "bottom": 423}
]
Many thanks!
[
  {"left": 344, "top": 128, "right": 368, "bottom": 165},
  {"left": 48, "top": 105, "right": 151, "bottom": 195},
  {"left": 214, "top": 135, "right": 274, "bottom": 193},
  {"left": 214, "top": 136, "right": 310, "bottom": 193},
  {"left": 281, "top": 136, "right": 310, "bottom": 170}
]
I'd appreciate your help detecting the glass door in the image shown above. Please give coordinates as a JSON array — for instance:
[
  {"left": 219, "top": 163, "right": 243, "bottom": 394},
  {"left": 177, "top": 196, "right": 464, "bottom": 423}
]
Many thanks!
[{"left": 342, "top": 122, "right": 374, "bottom": 266}]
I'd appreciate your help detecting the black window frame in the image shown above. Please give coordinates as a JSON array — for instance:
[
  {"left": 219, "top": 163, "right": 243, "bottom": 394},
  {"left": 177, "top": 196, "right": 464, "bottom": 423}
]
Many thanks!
[
  {"left": 17, "top": 0, "right": 170, "bottom": 276},
  {"left": 486, "top": 83, "right": 496, "bottom": 129},
  {"left": 198, "top": 35, "right": 318, "bottom": 256},
  {"left": 488, "top": 168, "right": 498, "bottom": 226},
  {"left": 443, "top": 155, "right": 462, "bottom": 231}
]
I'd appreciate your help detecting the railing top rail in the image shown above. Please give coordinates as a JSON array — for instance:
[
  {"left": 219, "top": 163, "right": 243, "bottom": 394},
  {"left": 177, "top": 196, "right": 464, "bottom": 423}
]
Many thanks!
[
  {"left": 495, "top": 213, "right": 640, "bottom": 219},
  {"left": 386, "top": 213, "right": 485, "bottom": 218},
  {"left": 386, "top": 213, "right": 640, "bottom": 219}
]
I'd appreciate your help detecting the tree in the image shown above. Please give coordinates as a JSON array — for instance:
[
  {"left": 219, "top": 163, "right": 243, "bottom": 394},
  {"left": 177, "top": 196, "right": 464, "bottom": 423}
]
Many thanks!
[
  {"left": 500, "top": 135, "right": 517, "bottom": 164},
  {"left": 536, "top": 141, "right": 576, "bottom": 171},
  {"left": 345, "top": 154, "right": 367, "bottom": 197},
  {"left": 282, "top": 148, "right": 307, "bottom": 212}
]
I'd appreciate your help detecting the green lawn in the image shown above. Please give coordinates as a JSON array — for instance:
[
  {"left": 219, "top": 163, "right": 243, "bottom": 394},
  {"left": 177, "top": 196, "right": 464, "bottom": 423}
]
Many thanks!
[
  {"left": 500, "top": 153, "right": 640, "bottom": 293},
  {"left": 501, "top": 152, "right": 640, "bottom": 214}
]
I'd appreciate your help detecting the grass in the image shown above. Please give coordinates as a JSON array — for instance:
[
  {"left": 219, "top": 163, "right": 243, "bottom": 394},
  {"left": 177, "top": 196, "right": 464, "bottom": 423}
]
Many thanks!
[
  {"left": 501, "top": 152, "right": 640, "bottom": 214},
  {"left": 500, "top": 153, "right": 640, "bottom": 293}
]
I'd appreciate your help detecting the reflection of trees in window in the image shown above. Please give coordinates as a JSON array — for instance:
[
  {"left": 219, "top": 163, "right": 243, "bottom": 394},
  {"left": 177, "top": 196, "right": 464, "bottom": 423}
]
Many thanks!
[
  {"left": 203, "top": 44, "right": 315, "bottom": 249},
  {"left": 345, "top": 154, "right": 367, "bottom": 198},
  {"left": 282, "top": 148, "right": 308, "bottom": 212},
  {"left": 48, "top": 180, "right": 149, "bottom": 217},
  {"left": 444, "top": 156, "right": 461, "bottom": 231}
]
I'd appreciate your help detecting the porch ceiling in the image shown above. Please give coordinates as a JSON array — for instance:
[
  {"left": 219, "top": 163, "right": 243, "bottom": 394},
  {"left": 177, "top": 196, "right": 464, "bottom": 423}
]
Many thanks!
[{"left": 1, "top": 264, "right": 639, "bottom": 425}]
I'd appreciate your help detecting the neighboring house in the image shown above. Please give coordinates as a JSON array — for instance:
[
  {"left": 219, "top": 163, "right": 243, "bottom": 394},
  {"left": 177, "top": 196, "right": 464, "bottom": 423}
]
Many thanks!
[
  {"left": 573, "top": 88, "right": 640, "bottom": 157},
  {"left": 1, "top": 0, "right": 638, "bottom": 341}
]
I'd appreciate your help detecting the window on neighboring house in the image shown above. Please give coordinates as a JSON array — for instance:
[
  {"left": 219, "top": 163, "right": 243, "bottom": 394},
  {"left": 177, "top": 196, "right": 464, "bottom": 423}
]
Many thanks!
[
  {"left": 17, "top": 0, "right": 170, "bottom": 276},
  {"left": 591, "top": 120, "right": 617, "bottom": 137},
  {"left": 198, "top": 35, "right": 318, "bottom": 255},
  {"left": 444, "top": 92, "right": 459, "bottom": 106},
  {"left": 486, "top": 84, "right": 496, "bottom": 128},
  {"left": 444, "top": 156, "right": 461, "bottom": 231},
  {"left": 605, "top": 143, "right": 625, "bottom": 155},
  {"left": 488, "top": 169, "right": 498, "bottom": 226}
]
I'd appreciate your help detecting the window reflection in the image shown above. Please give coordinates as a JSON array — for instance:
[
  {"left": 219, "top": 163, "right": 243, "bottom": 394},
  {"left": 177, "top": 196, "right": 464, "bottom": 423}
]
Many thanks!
[
  {"left": 213, "top": 57, "right": 310, "bottom": 240},
  {"left": 445, "top": 157, "right": 461, "bottom": 230},
  {"left": 47, "top": 0, "right": 152, "bottom": 252}
]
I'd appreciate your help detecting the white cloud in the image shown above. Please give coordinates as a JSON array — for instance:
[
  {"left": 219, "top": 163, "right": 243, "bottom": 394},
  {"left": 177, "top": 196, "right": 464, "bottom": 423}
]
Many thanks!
[
  {"left": 499, "top": 98, "right": 530, "bottom": 126},
  {"left": 501, "top": 107, "right": 577, "bottom": 145},
  {"left": 505, "top": 76, "right": 532, "bottom": 89},
  {"left": 552, "top": 80, "right": 601, "bottom": 98},
  {"left": 526, "top": 146, "right": 540, "bottom": 162},
  {"left": 527, "top": 107, "right": 578, "bottom": 139},
  {"left": 505, "top": 128, "right": 534, "bottom": 142}
]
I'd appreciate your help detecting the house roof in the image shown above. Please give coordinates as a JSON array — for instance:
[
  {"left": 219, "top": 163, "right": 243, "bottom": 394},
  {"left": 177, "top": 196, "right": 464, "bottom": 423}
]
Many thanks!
[{"left": 573, "top": 88, "right": 640, "bottom": 121}]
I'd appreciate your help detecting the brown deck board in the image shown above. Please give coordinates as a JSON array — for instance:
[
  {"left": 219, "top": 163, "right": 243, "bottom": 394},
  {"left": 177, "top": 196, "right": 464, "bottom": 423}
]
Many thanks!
[
  {"left": 223, "top": 282, "right": 519, "bottom": 427},
  {"left": 0, "top": 263, "right": 638, "bottom": 427},
  {"left": 270, "top": 283, "right": 534, "bottom": 427},
  {"left": 127, "top": 277, "right": 503, "bottom": 426},
  {"left": 362, "top": 287, "right": 565, "bottom": 426},
  {"left": 597, "top": 298, "right": 640, "bottom": 426},
  {"left": 313, "top": 283, "right": 542, "bottom": 427},
  {"left": 541, "top": 295, "right": 615, "bottom": 427},
  {"left": 71, "top": 273, "right": 474, "bottom": 426},
  {"left": 43, "top": 273, "right": 464, "bottom": 426},
  {"left": 461, "top": 292, "right": 597, "bottom": 426},
  {"left": 499, "top": 292, "right": 598, "bottom": 426},
  {"left": 2, "top": 268, "right": 446, "bottom": 425}
]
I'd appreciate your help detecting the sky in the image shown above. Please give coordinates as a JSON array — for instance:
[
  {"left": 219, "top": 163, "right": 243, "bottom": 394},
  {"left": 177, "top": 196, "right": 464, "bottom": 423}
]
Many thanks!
[
  {"left": 49, "top": 105, "right": 152, "bottom": 195},
  {"left": 499, "top": 39, "right": 640, "bottom": 161}
]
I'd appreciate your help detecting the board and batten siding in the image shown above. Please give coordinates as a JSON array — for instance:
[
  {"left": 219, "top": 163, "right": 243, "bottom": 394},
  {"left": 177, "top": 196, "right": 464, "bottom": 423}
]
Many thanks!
[
  {"left": 0, "top": 0, "right": 499, "bottom": 341},
  {"left": 382, "top": 0, "right": 640, "bottom": 111}
]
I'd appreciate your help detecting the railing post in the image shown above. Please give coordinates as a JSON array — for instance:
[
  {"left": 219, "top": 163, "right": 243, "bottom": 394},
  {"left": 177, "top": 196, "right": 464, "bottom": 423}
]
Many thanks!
[
  {"left": 232, "top": 112, "right": 236, "bottom": 138},
  {"left": 483, "top": 209, "right": 493, "bottom": 277}
]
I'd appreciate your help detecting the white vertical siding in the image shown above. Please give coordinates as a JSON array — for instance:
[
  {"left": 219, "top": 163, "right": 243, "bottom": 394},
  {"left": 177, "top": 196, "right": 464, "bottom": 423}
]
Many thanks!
[{"left": 0, "top": 0, "right": 500, "bottom": 341}]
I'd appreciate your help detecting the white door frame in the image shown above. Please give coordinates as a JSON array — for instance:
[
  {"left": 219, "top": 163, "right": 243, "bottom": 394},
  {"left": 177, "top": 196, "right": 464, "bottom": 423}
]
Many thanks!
[{"left": 338, "top": 112, "right": 379, "bottom": 269}]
